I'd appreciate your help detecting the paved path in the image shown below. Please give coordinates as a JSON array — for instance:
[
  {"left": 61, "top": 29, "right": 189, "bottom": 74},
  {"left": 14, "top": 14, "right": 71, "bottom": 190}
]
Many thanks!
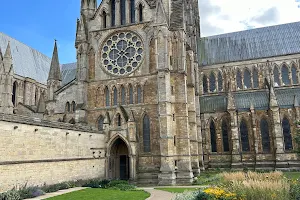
[
  {"left": 143, "top": 188, "right": 176, "bottom": 200},
  {"left": 25, "top": 187, "right": 86, "bottom": 200}
]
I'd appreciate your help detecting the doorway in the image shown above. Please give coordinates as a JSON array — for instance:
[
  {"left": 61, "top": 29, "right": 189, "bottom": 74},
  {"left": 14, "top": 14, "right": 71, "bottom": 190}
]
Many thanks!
[{"left": 109, "top": 138, "right": 129, "bottom": 180}]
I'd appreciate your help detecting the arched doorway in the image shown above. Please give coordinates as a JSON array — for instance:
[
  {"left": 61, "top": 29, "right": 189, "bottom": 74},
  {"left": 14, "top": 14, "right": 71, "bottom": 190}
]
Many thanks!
[{"left": 109, "top": 138, "right": 130, "bottom": 180}]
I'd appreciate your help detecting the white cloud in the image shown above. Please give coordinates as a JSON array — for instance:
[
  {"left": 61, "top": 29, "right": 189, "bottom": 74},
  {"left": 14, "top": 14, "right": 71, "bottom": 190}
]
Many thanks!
[{"left": 199, "top": 0, "right": 300, "bottom": 36}]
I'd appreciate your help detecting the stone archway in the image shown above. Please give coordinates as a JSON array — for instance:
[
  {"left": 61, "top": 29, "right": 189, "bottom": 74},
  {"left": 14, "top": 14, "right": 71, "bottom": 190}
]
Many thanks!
[{"left": 108, "top": 138, "right": 130, "bottom": 180}]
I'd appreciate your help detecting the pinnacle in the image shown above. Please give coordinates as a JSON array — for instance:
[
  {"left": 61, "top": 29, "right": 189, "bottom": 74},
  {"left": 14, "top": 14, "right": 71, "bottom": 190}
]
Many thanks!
[
  {"left": 48, "top": 40, "right": 62, "bottom": 81},
  {"left": 4, "top": 41, "right": 12, "bottom": 59}
]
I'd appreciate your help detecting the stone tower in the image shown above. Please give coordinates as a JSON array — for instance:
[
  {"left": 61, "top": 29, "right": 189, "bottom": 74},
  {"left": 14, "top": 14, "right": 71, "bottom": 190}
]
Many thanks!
[
  {"left": 75, "top": 0, "right": 202, "bottom": 185},
  {"left": 0, "top": 43, "right": 14, "bottom": 114},
  {"left": 46, "top": 40, "right": 62, "bottom": 114}
]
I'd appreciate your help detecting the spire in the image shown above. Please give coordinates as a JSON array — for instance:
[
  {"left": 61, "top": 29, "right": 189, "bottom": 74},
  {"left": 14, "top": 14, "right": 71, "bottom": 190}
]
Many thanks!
[
  {"left": 4, "top": 42, "right": 12, "bottom": 59},
  {"left": 48, "top": 40, "right": 62, "bottom": 81}
]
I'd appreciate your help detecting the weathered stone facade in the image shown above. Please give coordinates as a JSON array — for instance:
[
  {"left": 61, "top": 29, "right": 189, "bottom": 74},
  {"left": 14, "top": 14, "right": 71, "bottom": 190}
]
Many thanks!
[{"left": 0, "top": 0, "right": 300, "bottom": 192}]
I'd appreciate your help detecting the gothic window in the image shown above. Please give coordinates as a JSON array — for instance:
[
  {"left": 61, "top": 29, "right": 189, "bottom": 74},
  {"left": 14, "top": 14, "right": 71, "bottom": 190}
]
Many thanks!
[
  {"left": 105, "top": 86, "right": 110, "bottom": 107},
  {"left": 253, "top": 67, "right": 259, "bottom": 89},
  {"left": 240, "top": 119, "right": 250, "bottom": 152},
  {"left": 138, "top": 4, "right": 143, "bottom": 22},
  {"left": 244, "top": 69, "right": 251, "bottom": 89},
  {"left": 72, "top": 101, "right": 76, "bottom": 113},
  {"left": 274, "top": 66, "right": 280, "bottom": 87},
  {"left": 236, "top": 69, "right": 242, "bottom": 90},
  {"left": 203, "top": 74, "right": 208, "bottom": 94},
  {"left": 130, "top": 0, "right": 135, "bottom": 23},
  {"left": 113, "top": 87, "right": 118, "bottom": 106},
  {"left": 120, "top": 0, "right": 126, "bottom": 25},
  {"left": 292, "top": 64, "right": 298, "bottom": 85},
  {"left": 117, "top": 114, "right": 122, "bottom": 126},
  {"left": 210, "top": 121, "right": 217, "bottom": 152},
  {"left": 98, "top": 115, "right": 104, "bottom": 131},
  {"left": 143, "top": 114, "right": 151, "bottom": 152},
  {"left": 111, "top": 0, "right": 116, "bottom": 26},
  {"left": 218, "top": 72, "right": 223, "bottom": 92},
  {"left": 282, "top": 117, "right": 293, "bottom": 151},
  {"left": 103, "top": 11, "right": 107, "bottom": 28},
  {"left": 209, "top": 72, "right": 216, "bottom": 92},
  {"left": 129, "top": 84, "right": 134, "bottom": 104},
  {"left": 281, "top": 64, "right": 290, "bottom": 86},
  {"left": 65, "top": 102, "right": 70, "bottom": 113},
  {"left": 121, "top": 86, "right": 126, "bottom": 105},
  {"left": 260, "top": 118, "right": 271, "bottom": 152},
  {"left": 137, "top": 85, "right": 142, "bottom": 103},
  {"left": 222, "top": 120, "right": 230, "bottom": 152},
  {"left": 12, "top": 81, "right": 17, "bottom": 106}
]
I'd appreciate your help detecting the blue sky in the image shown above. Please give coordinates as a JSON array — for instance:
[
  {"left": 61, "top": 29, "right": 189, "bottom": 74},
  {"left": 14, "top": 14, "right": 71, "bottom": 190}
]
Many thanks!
[{"left": 1, "top": 1, "right": 300, "bottom": 64}]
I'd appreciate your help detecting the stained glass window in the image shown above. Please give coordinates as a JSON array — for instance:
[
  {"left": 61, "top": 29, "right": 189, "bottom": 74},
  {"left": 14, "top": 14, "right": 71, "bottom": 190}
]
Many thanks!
[
  {"left": 282, "top": 117, "right": 293, "bottom": 151},
  {"left": 274, "top": 66, "right": 280, "bottom": 87},
  {"left": 129, "top": 85, "right": 134, "bottom": 104},
  {"left": 240, "top": 119, "right": 250, "bottom": 152},
  {"left": 222, "top": 120, "right": 230, "bottom": 152},
  {"left": 111, "top": 0, "right": 115, "bottom": 26},
  {"left": 260, "top": 118, "right": 271, "bottom": 152},
  {"left": 236, "top": 69, "right": 242, "bottom": 90},
  {"left": 209, "top": 72, "right": 216, "bottom": 92},
  {"left": 143, "top": 114, "right": 151, "bottom": 152},
  {"left": 113, "top": 87, "right": 118, "bottom": 106},
  {"left": 203, "top": 74, "right": 208, "bottom": 94},
  {"left": 218, "top": 72, "right": 223, "bottom": 92},
  {"left": 244, "top": 69, "right": 251, "bottom": 89},
  {"left": 120, "top": 0, "right": 126, "bottom": 25},
  {"left": 292, "top": 65, "right": 298, "bottom": 85},
  {"left": 121, "top": 86, "right": 126, "bottom": 105},
  {"left": 130, "top": 0, "right": 135, "bottom": 23},
  {"left": 105, "top": 87, "right": 110, "bottom": 107},
  {"left": 210, "top": 121, "right": 217, "bottom": 152},
  {"left": 282, "top": 64, "right": 290, "bottom": 86},
  {"left": 253, "top": 68, "right": 259, "bottom": 88}
]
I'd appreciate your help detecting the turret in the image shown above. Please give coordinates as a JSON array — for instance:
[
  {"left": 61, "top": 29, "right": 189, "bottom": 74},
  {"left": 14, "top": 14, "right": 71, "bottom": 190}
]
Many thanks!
[
  {"left": 47, "top": 40, "right": 61, "bottom": 101},
  {"left": 81, "top": 0, "right": 97, "bottom": 19}
]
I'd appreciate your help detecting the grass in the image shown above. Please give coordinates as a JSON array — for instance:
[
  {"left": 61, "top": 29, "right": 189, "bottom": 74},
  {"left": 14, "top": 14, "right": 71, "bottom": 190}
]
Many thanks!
[
  {"left": 46, "top": 188, "right": 150, "bottom": 200},
  {"left": 283, "top": 172, "right": 300, "bottom": 180},
  {"left": 155, "top": 187, "right": 201, "bottom": 193}
]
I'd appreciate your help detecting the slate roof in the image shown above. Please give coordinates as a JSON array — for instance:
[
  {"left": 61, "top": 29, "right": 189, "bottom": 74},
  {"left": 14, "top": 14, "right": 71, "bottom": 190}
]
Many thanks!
[
  {"left": 275, "top": 87, "right": 300, "bottom": 108},
  {"left": 61, "top": 62, "right": 77, "bottom": 85},
  {"left": 199, "top": 21, "right": 300, "bottom": 66},
  {"left": 0, "top": 32, "right": 51, "bottom": 84}
]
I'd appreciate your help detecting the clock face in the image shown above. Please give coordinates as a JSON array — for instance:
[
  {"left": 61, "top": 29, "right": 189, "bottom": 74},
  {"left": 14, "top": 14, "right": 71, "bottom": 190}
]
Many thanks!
[{"left": 101, "top": 31, "right": 144, "bottom": 76}]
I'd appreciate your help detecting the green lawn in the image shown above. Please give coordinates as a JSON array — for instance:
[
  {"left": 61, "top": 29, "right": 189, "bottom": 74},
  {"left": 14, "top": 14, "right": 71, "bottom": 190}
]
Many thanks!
[
  {"left": 155, "top": 187, "right": 201, "bottom": 193},
  {"left": 46, "top": 188, "right": 150, "bottom": 200},
  {"left": 283, "top": 172, "right": 300, "bottom": 180}
]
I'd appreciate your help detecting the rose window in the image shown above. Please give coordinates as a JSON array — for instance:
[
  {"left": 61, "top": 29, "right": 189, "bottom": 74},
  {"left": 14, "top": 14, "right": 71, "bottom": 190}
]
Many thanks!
[{"left": 101, "top": 31, "right": 144, "bottom": 76}]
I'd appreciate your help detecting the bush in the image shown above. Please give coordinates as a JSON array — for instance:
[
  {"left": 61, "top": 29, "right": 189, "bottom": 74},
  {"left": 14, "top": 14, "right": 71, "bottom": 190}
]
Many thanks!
[
  {"left": 18, "top": 186, "right": 45, "bottom": 199},
  {"left": 99, "top": 179, "right": 110, "bottom": 188},
  {"left": 108, "top": 180, "right": 129, "bottom": 187},
  {"left": 82, "top": 178, "right": 103, "bottom": 188},
  {"left": 174, "top": 191, "right": 201, "bottom": 200},
  {"left": 290, "top": 179, "right": 300, "bottom": 200},
  {"left": 0, "top": 190, "right": 21, "bottom": 200},
  {"left": 111, "top": 184, "right": 136, "bottom": 191}
]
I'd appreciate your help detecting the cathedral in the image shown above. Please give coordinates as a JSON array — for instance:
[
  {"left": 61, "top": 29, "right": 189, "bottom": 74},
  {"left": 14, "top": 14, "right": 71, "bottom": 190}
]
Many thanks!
[{"left": 0, "top": 0, "right": 300, "bottom": 189}]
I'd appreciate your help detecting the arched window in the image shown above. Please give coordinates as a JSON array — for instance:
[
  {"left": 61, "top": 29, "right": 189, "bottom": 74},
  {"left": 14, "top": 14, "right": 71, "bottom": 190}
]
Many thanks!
[
  {"left": 121, "top": 86, "right": 126, "bottom": 105},
  {"left": 111, "top": 0, "right": 116, "bottom": 26},
  {"left": 130, "top": 0, "right": 135, "bottom": 23},
  {"left": 222, "top": 120, "right": 230, "bottom": 152},
  {"left": 210, "top": 121, "right": 217, "bottom": 152},
  {"left": 138, "top": 4, "right": 143, "bottom": 22},
  {"left": 203, "top": 74, "right": 208, "bottom": 94},
  {"left": 281, "top": 64, "right": 290, "bottom": 86},
  {"left": 98, "top": 115, "right": 104, "bottom": 131},
  {"left": 12, "top": 81, "right": 17, "bottom": 106},
  {"left": 117, "top": 114, "right": 122, "bottom": 126},
  {"left": 253, "top": 67, "right": 259, "bottom": 89},
  {"left": 244, "top": 69, "right": 251, "bottom": 89},
  {"left": 113, "top": 87, "right": 118, "bottom": 106},
  {"left": 120, "top": 0, "right": 126, "bottom": 25},
  {"left": 282, "top": 117, "right": 293, "bottom": 151},
  {"left": 274, "top": 66, "right": 280, "bottom": 87},
  {"left": 260, "top": 118, "right": 271, "bottom": 152},
  {"left": 209, "top": 72, "right": 216, "bottom": 92},
  {"left": 218, "top": 72, "right": 223, "bottom": 92},
  {"left": 143, "top": 114, "right": 151, "bottom": 152},
  {"left": 103, "top": 11, "right": 107, "bottom": 28},
  {"left": 105, "top": 87, "right": 110, "bottom": 107},
  {"left": 72, "top": 101, "right": 76, "bottom": 113},
  {"left": 240, "top": 119, "right": 250, "bottom": 152},
  {"left": 65, "top": 102, "right": 70, "bottom": 113},
  {"left": 129, "top": 84, "right": 134, "bottom": 104},
  {"left": 137, "top": 85, "right": 142, "bottom": 103},
  {"left": 292, "top": 64, "right": 298, "bottom": 85},
  {"left": 236, "top": 69, "right": 242, "bottom": 90}
]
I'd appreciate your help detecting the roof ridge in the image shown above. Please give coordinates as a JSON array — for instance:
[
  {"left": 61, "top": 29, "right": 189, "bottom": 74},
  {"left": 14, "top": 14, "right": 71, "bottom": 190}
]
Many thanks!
[
  {"left": 0, "top": 32, "right": 51, "bottom": 60},
  {"left": 201, "top": 21, "right": 300, "bottom": 38}
]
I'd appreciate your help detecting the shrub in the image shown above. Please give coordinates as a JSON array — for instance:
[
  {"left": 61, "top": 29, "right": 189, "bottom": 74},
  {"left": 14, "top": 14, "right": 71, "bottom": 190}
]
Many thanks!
[
  {"left": 290, "top": 179, "right": 300, "bottom": 200},
  {"left": 111, "top": 184, "right": 136, "bottom": 191},
  {"left": 174, "top": 191, "right": 202, "bottom": 200},
  {"left": 41, "top": 183, "right": 61, "bottom": 193},
  {"left": 108, "top": 180, "right": 129, "bottom": 187},
  {"left": 82, "top": 179, "right": 102, "bottom": 188},
  {"left": 18, "top": 186, "right": 45, "bottom": 199},
  {"left": 0, "top": 189, "right": 21, "bottom": 200},
  {"left": 99, "top": 179, "right": 110, "bottom": 188}
]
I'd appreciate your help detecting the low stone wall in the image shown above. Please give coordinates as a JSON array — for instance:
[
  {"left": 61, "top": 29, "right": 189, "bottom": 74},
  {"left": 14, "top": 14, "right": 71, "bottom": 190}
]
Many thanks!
[{"left": 0, "top": 115, "right": 107, "bottom": 192}]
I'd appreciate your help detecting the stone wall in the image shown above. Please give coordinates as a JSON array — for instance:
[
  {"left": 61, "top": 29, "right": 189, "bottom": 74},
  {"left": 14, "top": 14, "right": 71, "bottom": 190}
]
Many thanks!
[{"left": 0, "top": 115, "right": 106, "bottom": 192}]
